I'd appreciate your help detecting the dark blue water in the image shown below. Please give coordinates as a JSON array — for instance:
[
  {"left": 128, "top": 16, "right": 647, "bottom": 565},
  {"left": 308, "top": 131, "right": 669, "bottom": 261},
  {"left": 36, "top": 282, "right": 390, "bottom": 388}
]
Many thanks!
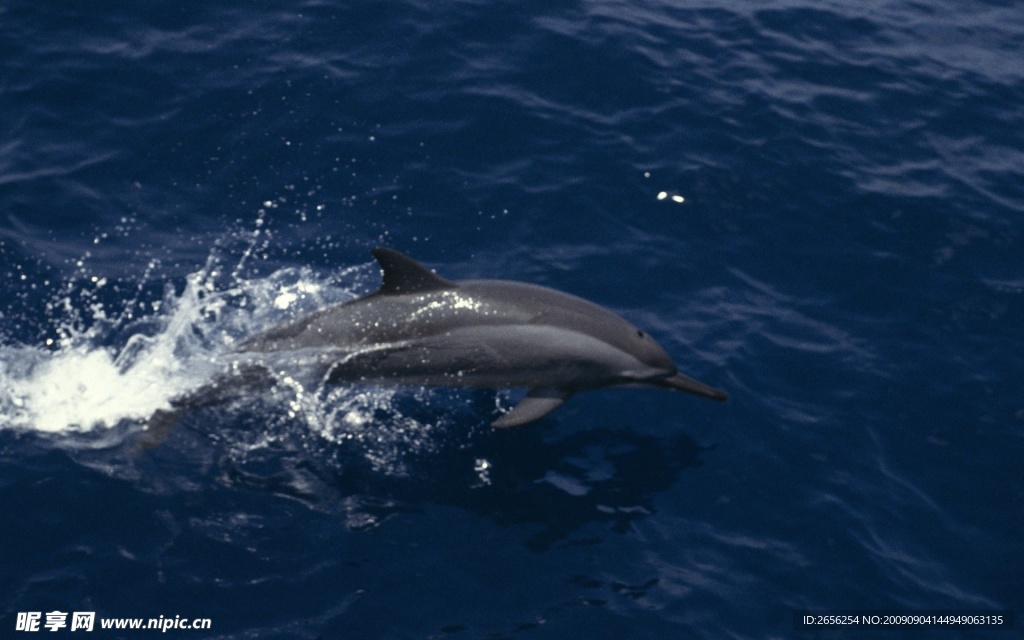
[{"left": 2, "top": 1, "right": 1021, "bottom": 637}]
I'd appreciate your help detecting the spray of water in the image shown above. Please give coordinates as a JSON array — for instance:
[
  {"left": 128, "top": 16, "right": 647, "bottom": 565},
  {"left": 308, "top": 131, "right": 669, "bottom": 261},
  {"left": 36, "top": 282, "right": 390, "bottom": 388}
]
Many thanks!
[
  {"left": 0, "top": 233, "right": 492, "bottom": 476},
  {"left": 1, "top": 263, "right": 319, "bottom": 433}
]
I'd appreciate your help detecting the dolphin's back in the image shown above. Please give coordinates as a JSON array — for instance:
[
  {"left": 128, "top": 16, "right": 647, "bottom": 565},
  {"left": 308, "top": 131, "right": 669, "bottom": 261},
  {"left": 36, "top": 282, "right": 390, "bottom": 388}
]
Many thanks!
[{"left": 235, "top": 278, "right": 673, "bottom": 374}]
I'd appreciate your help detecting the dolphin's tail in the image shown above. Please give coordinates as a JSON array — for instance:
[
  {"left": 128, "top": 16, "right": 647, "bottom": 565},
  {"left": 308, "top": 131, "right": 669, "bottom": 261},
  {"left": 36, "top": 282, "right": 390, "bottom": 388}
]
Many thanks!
[
  {"left": 131, "top": 407, "right": 185, "bottom": 452},
  {"left": 132, "top": 363, "right": 279, "bottom": 451},
  {"left": 655, "top": 373, "right": 728, "bottom": 402}
]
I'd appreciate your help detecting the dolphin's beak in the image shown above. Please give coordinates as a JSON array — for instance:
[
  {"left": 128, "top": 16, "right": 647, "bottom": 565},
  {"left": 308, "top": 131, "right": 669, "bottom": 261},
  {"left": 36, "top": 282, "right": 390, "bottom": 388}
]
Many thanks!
[{"left": 655, "top": 373, "right": 728, "bottom": 401}]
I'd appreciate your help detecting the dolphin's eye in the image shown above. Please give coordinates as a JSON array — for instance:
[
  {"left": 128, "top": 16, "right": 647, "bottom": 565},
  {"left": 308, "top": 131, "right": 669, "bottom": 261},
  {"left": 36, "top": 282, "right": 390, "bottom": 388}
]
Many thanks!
[{"left": 636, "top": 330, "right": 646, "bottom": 338}]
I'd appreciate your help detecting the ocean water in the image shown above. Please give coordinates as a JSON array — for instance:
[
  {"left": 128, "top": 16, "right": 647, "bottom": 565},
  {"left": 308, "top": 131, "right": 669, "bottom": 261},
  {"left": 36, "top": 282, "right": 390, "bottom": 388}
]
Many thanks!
[{"left": 1, "top": 0, "right": 1021, "bottom": 638}]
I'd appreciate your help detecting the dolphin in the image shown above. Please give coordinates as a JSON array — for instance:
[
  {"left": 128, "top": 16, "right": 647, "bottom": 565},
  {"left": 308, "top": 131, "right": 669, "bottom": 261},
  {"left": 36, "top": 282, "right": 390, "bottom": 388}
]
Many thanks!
[{"left": 230, "top": 248, "right": 726, "bottom": 427}]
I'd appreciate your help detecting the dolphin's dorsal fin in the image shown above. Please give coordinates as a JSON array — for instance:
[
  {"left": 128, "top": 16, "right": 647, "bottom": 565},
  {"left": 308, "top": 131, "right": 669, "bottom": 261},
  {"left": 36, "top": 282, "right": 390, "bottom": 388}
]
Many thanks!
[{"left": 372, "top": 248, "right": 456, "bottom": 294}]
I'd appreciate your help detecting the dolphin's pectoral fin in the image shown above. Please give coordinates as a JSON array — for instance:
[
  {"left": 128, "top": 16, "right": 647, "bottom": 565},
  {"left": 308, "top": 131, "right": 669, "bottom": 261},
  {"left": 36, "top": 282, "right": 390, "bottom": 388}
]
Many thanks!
[{"left": 491, "top": 387, "right": 572, "bottom": 428}]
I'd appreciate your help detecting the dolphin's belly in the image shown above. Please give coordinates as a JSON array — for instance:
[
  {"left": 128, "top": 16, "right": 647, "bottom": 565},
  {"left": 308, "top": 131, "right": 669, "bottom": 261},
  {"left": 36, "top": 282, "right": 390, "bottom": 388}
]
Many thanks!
[{"left": 322, "top": 324, "right": 650, "bottom": 391}]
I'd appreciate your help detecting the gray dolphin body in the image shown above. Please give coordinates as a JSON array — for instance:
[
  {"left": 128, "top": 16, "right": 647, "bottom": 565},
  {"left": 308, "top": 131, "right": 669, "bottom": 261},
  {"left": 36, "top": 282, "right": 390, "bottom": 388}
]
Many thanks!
[{"left": 232, "top": 248, "right": 726, "bottom": 427}]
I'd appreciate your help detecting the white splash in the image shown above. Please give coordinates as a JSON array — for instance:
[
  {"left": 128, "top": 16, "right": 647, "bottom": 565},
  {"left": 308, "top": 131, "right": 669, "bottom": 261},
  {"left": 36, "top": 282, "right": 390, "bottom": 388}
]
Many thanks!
[
  {"left": 0, "top": 271, "right": 234, "bottom": 435},
  {"left": 4, "top": 345, "right": 181, "bottom": 434}
]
